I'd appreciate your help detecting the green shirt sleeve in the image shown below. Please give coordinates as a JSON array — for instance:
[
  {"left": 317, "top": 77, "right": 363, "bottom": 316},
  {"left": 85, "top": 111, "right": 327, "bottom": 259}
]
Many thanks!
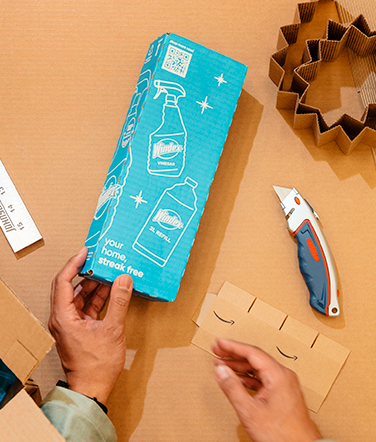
[
  {"left": 39, "top": 389, "right": 340, "bottom": 442},
  {"left": 40, "top": 386, "right": 117, "bottom": 442}
]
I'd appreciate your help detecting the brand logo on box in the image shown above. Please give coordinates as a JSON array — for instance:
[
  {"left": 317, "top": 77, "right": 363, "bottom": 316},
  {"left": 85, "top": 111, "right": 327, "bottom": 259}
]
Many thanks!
[
  {"left": 153, "top": 209, "right": 184, "bottom": 230},
  {"left": 94, "top": 182, "right": 121, "bottom": 220},
  {"left": 152, "top": 139, "right": 183, "bottom": 159}
]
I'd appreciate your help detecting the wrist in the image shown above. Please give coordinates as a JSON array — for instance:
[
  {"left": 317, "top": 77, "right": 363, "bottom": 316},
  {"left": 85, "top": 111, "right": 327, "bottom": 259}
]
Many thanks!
[
  {"left": 64, "top": 373, "right": 111, "bottom": 406},
  {"left": 56, "top": 380, "right": 108, "bottom": 414}
]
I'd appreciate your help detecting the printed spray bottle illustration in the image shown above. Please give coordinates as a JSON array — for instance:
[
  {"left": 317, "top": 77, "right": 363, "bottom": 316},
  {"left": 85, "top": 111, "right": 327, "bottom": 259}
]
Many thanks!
[
  {"left": 133, "top": 177, "right": 198, "bottom": 266},
  {"left": 85, "top": 69, "right": 151, "bottom": 248},
  {"left": 148, "top": 80, "right": 187, "bottom": 177}
]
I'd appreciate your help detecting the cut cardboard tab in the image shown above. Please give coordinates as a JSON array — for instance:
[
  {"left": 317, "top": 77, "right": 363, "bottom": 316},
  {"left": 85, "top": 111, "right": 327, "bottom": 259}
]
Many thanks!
[
  {"left": 218, "top": 280, "right": 256, "bottom": 310},
  {"left": 249, "top": 298, "right": 286, "bottom": 328},
  {"left": 281, "top": 315, "right": 318, "bottom": 347},
  {"left": 191, "top": 282, "right": 350, "bottom": 412},
  {"left": 269, "top": 0, "right": 376, "bottom": 154}
]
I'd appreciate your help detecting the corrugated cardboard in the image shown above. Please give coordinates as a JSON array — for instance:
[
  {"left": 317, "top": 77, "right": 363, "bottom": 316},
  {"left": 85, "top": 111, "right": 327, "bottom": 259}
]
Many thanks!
[
  {"left": 0, "top": 279, "right": 62, "bottom": 441},
  {"left": 191, "top": 281, "right": 350, "bottom": 412},
  {"left": 0, "top": 278, "right": 54, "bottom": 383},
  {"left": 80, "top": 33, "right": 247, "bottom": 301},
  {"left": 1, "top": 0, "right": 376, "bottom": 441},
  {"left": 269, "top": 0, "right": 376, "bottom": 154},
  {"left": 0, "top": 389, "right": 63, "bottom": 442}
]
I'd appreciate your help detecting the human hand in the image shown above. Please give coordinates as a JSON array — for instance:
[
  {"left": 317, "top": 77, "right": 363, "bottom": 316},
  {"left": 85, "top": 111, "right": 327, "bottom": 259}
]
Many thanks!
[
  {"left": 49, "top": 247, "right": 133, "bottom": 405},
  {"left": 213, "top": 339, "right": 322, "bottom": 442}
]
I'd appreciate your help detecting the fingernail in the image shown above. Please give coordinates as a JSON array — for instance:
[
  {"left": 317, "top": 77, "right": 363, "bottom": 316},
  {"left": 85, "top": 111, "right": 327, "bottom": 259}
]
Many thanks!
[
  {"left": 74, "top": 284, "right": 83, "bottom": 297},
  {"left": 77, "top": 246, "right": 87, "bottom": 256},
  {"left": 118, "top": 275, "right": 132, "bottom": 290},
  {"left": 215, "top": 365, "right": 230, "bottom": 382}
]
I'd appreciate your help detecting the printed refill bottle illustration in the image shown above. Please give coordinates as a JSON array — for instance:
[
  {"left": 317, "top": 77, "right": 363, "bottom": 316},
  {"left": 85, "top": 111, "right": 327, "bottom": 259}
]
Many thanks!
[
  {"left": 133, "top": 177, "right": 198, "bottom": 266},
  {"left": 147, "top": 80, "right": 187, "bottom": 177}
]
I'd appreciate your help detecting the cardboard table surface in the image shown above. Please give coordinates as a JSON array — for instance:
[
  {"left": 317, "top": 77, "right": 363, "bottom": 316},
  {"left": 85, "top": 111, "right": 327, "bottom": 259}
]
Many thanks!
[{"left": 1, "top": 0, "right": 375, "bottom": 441}]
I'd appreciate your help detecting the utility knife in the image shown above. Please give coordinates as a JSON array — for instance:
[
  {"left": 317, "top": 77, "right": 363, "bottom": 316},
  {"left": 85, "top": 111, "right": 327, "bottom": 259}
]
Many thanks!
[{"left": 273, "top": 186, "right": 340, "bottom": 317}]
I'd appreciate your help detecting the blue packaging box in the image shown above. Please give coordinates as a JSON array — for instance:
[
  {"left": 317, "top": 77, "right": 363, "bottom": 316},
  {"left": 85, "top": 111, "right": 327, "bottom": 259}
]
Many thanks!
[{"left": 80, "top": 33, "right": 247, "bottom": 301}]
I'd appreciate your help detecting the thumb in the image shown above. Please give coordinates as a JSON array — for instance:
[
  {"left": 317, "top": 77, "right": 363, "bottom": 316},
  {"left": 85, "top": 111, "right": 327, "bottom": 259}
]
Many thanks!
[
  {"left": 104, "top": 274, "right": 133, "bottom": 326},
  {"left": 214, "top": 365, "right": 255, "bottom": 415}
]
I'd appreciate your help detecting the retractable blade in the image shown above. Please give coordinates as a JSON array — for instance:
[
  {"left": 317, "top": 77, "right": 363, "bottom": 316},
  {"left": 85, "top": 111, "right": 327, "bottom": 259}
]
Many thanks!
[{"left": 273, "top": 186, "right": 340, "bottom": 317}]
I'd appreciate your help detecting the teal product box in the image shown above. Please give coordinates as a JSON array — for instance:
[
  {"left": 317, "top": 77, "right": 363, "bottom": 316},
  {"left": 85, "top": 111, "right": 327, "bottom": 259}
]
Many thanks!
[{"left": 80, "top": 33, "right": 247, "bottom": 301}]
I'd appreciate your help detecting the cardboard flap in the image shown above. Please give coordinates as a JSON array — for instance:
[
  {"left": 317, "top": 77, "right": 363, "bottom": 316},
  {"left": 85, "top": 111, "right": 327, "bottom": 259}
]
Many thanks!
[
  {"left": 218, "top": 281, "right": 256, "bottom": 310},
  {"left": 281, "top": 316, "right": 318, "bottom": 347},
  {"left": 192, "top": 282, "right": 350, "bottom": 412},
  {"left": 249, "top": 298, "right": 286, "bottom": 328},
  {"left": 192, "top": 292, "right": 217, "bottom": 326},
  {"left": 3, "top": 341, "right": 37, "bottom": 383},
  {"left": 0, "top": 389, "right": 65, "bottom": 442},
  {"left": 0, "top": 278, "right": 54, "bottom": 384},
  {"left": 312, "top": 333, "right": 351, "bottom": 365}
]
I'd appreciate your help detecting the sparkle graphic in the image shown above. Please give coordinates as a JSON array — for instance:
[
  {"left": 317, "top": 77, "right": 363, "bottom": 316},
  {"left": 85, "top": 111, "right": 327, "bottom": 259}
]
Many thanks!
[
  {"left": 215, "top": 73, "right": 227, "bottom": 86},
  {"left": 196, "top": 96, "right": 213, "bottom": 114},
  {"left": 130, "top": 190, "right": 148, "bottom": 209}
]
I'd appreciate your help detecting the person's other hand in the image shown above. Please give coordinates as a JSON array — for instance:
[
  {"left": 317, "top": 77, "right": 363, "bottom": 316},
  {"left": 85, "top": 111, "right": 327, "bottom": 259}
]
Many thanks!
[
  {"left": 49, "top": 247, "right": 133, "bottom": 405},
  {"left": 213, "top": 339, "right": 322, "bottom": 442}
]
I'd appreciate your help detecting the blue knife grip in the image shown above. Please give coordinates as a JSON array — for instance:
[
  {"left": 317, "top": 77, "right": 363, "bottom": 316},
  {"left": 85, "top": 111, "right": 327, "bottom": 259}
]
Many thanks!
[{"left": 294, "top": 221, "right": 329, "bottom": 315}]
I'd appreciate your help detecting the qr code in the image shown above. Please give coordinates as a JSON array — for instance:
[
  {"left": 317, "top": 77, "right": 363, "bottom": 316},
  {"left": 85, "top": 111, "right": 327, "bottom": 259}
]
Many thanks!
[{"left": 161, "top": 44, "right": 192, "bottom": 78}]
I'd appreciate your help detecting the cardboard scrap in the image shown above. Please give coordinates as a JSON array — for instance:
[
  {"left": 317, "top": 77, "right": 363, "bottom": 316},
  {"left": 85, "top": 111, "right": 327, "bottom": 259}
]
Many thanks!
[
  {"left": 269, "top": 0, "right": 376, "bottom": 154},
  {"left": 192, "top": 282, "right": 350, "bottom": 413}
]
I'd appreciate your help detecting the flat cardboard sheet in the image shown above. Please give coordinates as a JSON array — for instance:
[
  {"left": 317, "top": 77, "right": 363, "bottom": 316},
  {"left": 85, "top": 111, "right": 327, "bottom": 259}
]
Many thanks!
[
  {"left": 191, "top": 282, "right": 350, "bottom": 412},
  {"left": 1, "top": 0, "right": 376, "bottom": 441}
]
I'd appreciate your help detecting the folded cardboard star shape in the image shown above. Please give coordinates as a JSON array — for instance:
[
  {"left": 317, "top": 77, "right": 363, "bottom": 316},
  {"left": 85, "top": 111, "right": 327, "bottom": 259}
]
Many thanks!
[{"left": 269, "top": 0, "right": 376, "bottom": 154}]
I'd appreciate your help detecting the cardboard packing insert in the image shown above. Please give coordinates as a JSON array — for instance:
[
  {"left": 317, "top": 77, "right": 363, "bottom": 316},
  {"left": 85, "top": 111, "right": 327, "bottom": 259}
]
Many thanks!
[
  {"left": 0, "top": 278, "right": 63, "bottom": 441},
  {"left": 269, "top": 0, "right": 376, "bottom": 154},
  {"left": 192, "top": 282, "right": 350, "bottom": 413}
]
